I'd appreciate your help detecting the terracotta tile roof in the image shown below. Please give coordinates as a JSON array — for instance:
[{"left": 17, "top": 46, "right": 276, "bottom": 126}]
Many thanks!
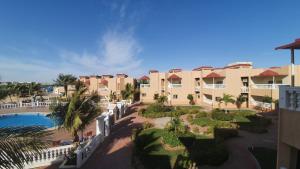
[
  {"left": 224, "top": 64, "right": 252, "bottom": 69},
  {"left": 203, "top": 72, "right": 225, "bottom": 78},
  {"left": 255, "top": 70, "right": 287, "bottom": 77},
  {"left": 193, "top": 66, "right": 213, "bottom": 71},
  {"left": 149, "top": 70, "right": 159, "bottom": 74},
  {"left": 139, "top": 76, "right": 150, "bottom": 80},
  {"left": 167, "top": 74, "right": 182, "bottom": 80},
  {"left": 275, "top": 38, "right": 300, "bottom": 50},
  {"left": 102, "top": 75, "right": 114, "bottom": 78},
  {"left": 116, "top": 74, "right": 128, "bottom": 78},
  {"left": 169, "top": 68, "right": 182, "bottom": 73}
]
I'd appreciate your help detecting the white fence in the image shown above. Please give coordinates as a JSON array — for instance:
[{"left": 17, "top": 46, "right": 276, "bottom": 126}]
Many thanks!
[
  {"left": 279, "top": 85, "right": 300, "bottom": 111},
  {"left": 24, "top": 145, "right": 74, "bottom": 169},
  {"left": 168, "top": 83, "right": 182, "bottom": 88},
  {"left": 204, "top": 84, "right": 225, "bottom": 89},
  {"left": 0, "top": 101, "right": 60, "bottom": 110}
]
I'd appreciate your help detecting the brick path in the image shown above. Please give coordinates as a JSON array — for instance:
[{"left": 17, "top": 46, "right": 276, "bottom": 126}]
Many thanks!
[{"left": 80, "top": 107, "right": 147, "bottom": 169}]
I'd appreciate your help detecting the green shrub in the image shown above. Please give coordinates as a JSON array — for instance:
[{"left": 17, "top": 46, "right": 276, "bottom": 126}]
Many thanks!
[
  {"left": 187, "top": 114, "right": 194, "bottom": 122},
  {"left": 212, "top": 110, "right": 233, "bottom": 121},
  {"left": 161, "top": 131, "right": 183, "bottom": 147},
  {"left": 237, "top": 115, "right": 272, "bottom": 133},
  {"left": 192, "top": 127, "right": 199, "bottom": 133},
  {"left": 195, "top": 112, "right": 207, "bottom": 118},
  {"left": 189, "top": 109, "right": 200, "bottom": 114}
]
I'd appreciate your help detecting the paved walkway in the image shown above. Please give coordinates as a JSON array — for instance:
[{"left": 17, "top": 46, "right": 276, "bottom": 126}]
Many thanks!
[{"left": 80, "top": 107, "right": 147, "bottom": 169}]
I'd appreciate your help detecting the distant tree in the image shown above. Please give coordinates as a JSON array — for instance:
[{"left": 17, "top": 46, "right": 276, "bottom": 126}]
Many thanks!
[
  {"left": 235, "top": 94, "right": 247, "bottom": 110},
  {"left": 187, "top": 94, "right": 195, "bottom": 105},
  {"left": 0, "top": 88, "right": 8, "bottom": 103},
  {"left": 54, "top": 74, "right": 77, "bottom": 97},
  {"left": 220, "top": 94, "right": 235, "bottom": 114},
  {"left": 121, "top": 83, "right": 134, "bottom": 101}
]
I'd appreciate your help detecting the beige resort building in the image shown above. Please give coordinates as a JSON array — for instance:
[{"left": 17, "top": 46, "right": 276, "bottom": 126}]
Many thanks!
[
  {"left": 79, "top": 74, "right": 134, "bottom": 100},
  {"left": 139, "top": 62, "right": 300, "bottom": 109}
]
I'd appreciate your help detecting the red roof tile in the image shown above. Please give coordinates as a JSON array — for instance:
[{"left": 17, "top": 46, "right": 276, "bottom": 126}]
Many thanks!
[
  {"left": 256, "top": 70, "right": 287, "bottom": 77},
  {"left": 275, "top": 38, "right": 300, "bottom": 50},
  {"left": 169, "top": 68, "right": 182, "bottom": 73},
  {"left": 192, "top": 66, "right": 213, "bottom": 71},
  {"left": 167, "top": 74, "right": 182, "bottom": 80},
  {"left": 140, "top": 76, "right": 150, "bottom": 80},
  {"left": 203, "top": 72, "right": 224, "bottom": 78}
]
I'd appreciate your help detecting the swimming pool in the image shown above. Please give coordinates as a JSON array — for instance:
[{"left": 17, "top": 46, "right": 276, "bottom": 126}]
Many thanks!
[{"left": 0, "top": 113, "right": 55, "bottom": 128}]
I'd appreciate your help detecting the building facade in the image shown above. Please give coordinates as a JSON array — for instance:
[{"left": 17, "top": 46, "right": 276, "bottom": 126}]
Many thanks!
[
  {"left": 140, "top": 62, "right": 300, "bottom": 109},
  {"left": 79, "top": 74, "right": 134, "bottom": 100}
]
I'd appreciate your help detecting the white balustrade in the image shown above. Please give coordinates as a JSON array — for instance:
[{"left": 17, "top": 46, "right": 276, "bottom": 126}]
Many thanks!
[
  {"left": 168, "top": 83, "right": 182, "bottom": 88},
  {"left": 241, "top": 86, "right": 249, "bottom": 93},
  {"left": 253, "top": 84, "right": 285, "bottom": 89},
  {"left": 279, "top": 85, "right": 300, "bottom": 111},
  {"left": 204, "top": 84, "right": 225, "bottom": 89},
  {"left": 23, "top": 145, "right": 74, "bottom": 169},
  {"left": 140, "top": 84, "right": 150, "bottom": 88},
  {"left": 0, "top": 101, "right": 67, "bottom": 110}
]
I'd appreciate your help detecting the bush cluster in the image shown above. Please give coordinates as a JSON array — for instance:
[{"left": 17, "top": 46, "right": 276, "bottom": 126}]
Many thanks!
[{"left": 211, "top": 109, "right": 234, "bottom": 121}]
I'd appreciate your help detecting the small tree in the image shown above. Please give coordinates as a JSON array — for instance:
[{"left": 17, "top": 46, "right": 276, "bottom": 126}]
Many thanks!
[
  {"left": 121, "top": 83, "right": 134, "bottom": 101},
  {"left": 157, "top": 95, "right": 168, "bottom": 105},
  {"left": 187, "top": 94, "right": 195, "bottom": 105},
  {"left": 220, "top": 94, "right": 235, "bottom": 114},
  {"left": 235, "top": 94, "right": 246, "bottom": 110}
]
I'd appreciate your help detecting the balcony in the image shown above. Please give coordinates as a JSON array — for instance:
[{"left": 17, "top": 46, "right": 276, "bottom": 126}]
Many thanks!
[
  {"left": 279, "top": 86, "right": 300, "bottom": 111},
  {"left": 98, "top": 87, "right": 109, "bottom": 92},
  {"left": 241, "top": 86, "right": 249, "bottom": 93},
  {"left": 168, "top": 83, "right": 182, "bottom": 88},
  {"left": 252, "top": 84, "right": 285, "bottom": 89},
  {"left": 140, "top": 84, "right": 150, "bottom": 88},
  {"left": 204, "top": 84, "right": 225, "bottom": 89}
]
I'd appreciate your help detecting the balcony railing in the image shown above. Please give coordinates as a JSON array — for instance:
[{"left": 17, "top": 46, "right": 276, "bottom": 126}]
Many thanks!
[
  {"left": 140, "top": 84, "right": 150, "bottom": 88},
  {"left": 168, "top": 84, "right": 182, "bottom": 88},
  {"left": 279, "top": 86, "right": 300, "bottom": 111},
  {"left": 252, "top": 84, "right": 285, "bottom": 89},
  {"left": 241, "top": 86, "right": 249, "bottom": 93},
  {"left": 251, "top": 100, "right": 271, "bottom": 109},
  {"left": 204, "top": 84, "right": 225, "bottom": 89}
]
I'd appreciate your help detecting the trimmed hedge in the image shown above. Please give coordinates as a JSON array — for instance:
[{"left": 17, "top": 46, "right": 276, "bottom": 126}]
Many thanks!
[{"left": 211, "top": 110, "right": 234, "bottom": 121}]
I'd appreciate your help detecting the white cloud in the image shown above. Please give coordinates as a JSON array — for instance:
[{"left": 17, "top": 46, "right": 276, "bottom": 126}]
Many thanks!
[{"left": 0, "top": 1, "right": 145, "bottom": 82}]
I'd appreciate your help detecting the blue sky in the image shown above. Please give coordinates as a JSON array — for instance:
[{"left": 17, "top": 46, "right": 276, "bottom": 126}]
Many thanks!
[{"left": 0, "top": 0, "right": 300, "bottom": 82}]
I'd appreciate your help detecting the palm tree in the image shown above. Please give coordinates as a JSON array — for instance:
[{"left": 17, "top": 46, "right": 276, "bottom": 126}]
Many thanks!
[
  {"left": 0, "top": 126, "right": 49, "bottom": 169},
  {"left": 121, "top": 83, "right": 134, "bottom": 101},
  {"left": 220, "top": 93, "right": 235, "bottom": 114},
  {"left": 235, "top": 94, "right": 246, "bottom": 110},
  {"left": 54, "top": 74, "right": 77, "bottom": 97},
  {"left": 64, "top": 87, "right": 100, "bottom": 142}
]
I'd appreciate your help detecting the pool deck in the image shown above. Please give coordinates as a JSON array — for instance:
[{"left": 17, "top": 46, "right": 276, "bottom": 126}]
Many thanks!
[{"left": 0, "top": 107, "right": 50, "bottom": 114}]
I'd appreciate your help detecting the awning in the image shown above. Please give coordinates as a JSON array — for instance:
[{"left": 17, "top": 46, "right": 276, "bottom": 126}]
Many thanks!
[
  {"left": 203, "top": 72, "right": 224, "bottom": 79},
  {"left": 275, "top": 38, "right": 300, "bottom": 50},
  {"left": 167, "top": 74, "right": 182, "bottom": 80}
]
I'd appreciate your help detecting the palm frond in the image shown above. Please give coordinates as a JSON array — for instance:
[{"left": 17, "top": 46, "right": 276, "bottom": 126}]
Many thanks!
[{"left": 0, "top": 126, "right": 50, "bottom": 169}]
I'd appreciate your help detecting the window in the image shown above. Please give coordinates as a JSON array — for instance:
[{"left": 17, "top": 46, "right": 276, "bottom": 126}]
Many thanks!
[
  {"left": 216, "top": 81, "right": 223, "bottom": 84},
  {"left": 197, "top": 94, "right": 200, "bottom": 99},
  {"left": 173, "top": 94, "right": 178, "bottom": 99},
  {"left": 276, "top": 80, "right": 283, "bottom": 84},
  {"left": 268, "top": 81, "right": 273, "bottom": 84},
  {"left": 154, "top": 94, "right": 159, "bottom": 100},
  {"left": 142, "top": 93, "right": 146, "bottom": 97},
  {"left": 215, "top": 97, "right": 222, "bottom": 101}
]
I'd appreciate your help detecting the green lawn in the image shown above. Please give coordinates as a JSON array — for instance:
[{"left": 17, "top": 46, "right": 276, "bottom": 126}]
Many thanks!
[
  {"left": 134, "top": 128, "right": 185, "bottom": 169},
  {"left": 249, "top": 147, "right": 277, "bottom": 169}
]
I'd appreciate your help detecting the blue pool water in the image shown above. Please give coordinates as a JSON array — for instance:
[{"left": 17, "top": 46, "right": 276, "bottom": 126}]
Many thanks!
[{"left": 0, "top": 113, "right": 55, "bottom": 128}]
